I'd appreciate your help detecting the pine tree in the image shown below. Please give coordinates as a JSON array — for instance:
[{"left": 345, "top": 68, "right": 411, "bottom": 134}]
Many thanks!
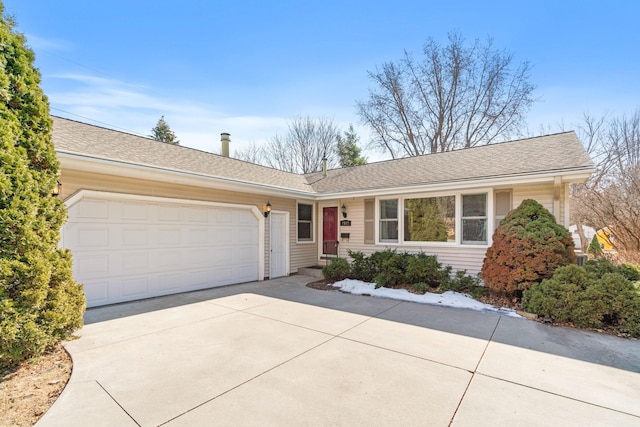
[
  {"left": 587, "top": 234, "right": 603, "bottom": 256},
  {"left": 150, "top": 115, "right": 179, "bottom": 144},
  {"left": 336, "top": 124, "right": 366, "bottom": 167},
  {"left": 0, "top": 5, "right": 85, "bottom": 368}
]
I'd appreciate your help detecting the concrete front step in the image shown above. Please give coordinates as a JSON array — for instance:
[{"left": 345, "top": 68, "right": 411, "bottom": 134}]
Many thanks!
[{"left": 298, "top": 266, "right": 324, "bottom": 278}]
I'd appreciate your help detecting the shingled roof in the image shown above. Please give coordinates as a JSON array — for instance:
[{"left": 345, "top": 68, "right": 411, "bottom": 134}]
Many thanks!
[
  {"left": 306, "top": 131, "right": 594, "bottom": 193},
  {"left": 52, "top": 116, "right": 594, "bottom": 196},
  {"left": 53, "top": 116, "right": 313, "bottom": 193}
]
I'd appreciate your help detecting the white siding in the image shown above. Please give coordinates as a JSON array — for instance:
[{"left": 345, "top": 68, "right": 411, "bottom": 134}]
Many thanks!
[
  {"left": 512, "top": 183, "right": 555, "bottom": 213},
  {"left": 336, "top": 199, "right": 487, "bottom": 275}
]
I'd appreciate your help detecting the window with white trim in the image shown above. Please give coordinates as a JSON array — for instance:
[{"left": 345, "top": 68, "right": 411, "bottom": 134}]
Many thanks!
[
  {"left": 379, "top": 199, "right": 398, "bottom": 242},
  {"left": 404, "top": 196, "right": 456, "bottom": 242},
  {"left": 462, "top": 194, "right": 487, "bottom": 244},
  {"left": 297, "top": 202, "right": 314, "bottom": 242},
  {"left": 377, "top": 193, "right": 489, "bottom": 245}
]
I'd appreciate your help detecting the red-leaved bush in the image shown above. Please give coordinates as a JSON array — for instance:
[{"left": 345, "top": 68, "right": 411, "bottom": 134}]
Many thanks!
[{"left": 481, "top": 199, "right": 576, "bottom": 294}]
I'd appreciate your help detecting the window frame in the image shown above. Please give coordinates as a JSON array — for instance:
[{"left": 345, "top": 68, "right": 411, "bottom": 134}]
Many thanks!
[
  {"left": 378, "top": 198, "right": 399, "bottom": 243},
  {"left": 375, "top": 189, "right": 492, "bottom": 247},
  {"left": 461, "top": 193, "right": 488, "bottom": 245},
  {"left": 296, "top": 201, "right": 315, "bottom": 244}
]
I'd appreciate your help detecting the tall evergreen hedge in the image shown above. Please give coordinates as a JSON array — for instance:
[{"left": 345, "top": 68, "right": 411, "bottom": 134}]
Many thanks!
[{"left": 0, "top": 4, "right": 85, "bottom": 368}]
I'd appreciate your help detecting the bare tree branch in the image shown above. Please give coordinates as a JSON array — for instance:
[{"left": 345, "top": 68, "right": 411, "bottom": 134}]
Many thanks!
[{"left": 358, "top": 32, "right": 535, "bottom": 156}]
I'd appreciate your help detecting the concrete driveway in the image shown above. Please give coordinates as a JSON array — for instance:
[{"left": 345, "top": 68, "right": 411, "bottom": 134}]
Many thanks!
[{"left": 38, "top": 275, "right": 640, "bottom": 426}]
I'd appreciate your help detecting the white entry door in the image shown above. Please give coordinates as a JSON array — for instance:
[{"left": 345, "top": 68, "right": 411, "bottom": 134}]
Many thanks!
[{"left": 269, "top": 211, "right": 289, "bottom": 278}]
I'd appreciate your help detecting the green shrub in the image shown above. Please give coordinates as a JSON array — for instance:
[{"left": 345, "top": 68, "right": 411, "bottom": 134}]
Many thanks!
[
  {"left": 522, "top": 265, "right": 589, "bottom": 324},
  {"left": 347, "top": 250, "right": 377, "bottom": 282},
  {"left": 405, "top": 253, "right": 450, "bottom": 287},
  {"left": 481, "top": 199, "right": 576, "bottom": 295},
  {"left": 584, "top": 258, "right": 640, "bottom": 282},
  {"left": 411, "top": 283, "right": 430, "bottom": 294},
  {"left": 373, "top": 251, "right": 411, "bottom": 288},
  {"left": 0, "top": 8, "right": 85, "bottom": 368},
  {"left": 441, "top": 270, "right": 480, "bottom": 291},
  {"left": 584, "top": 258, "right": 618, "bottom": 278},
  {"left": 619, "top": 264, "right": 640, "bottom": 282},
  {"left": 523, "top": 265, "right": 640, "bottom": 336},
  {"left": 322, "top": 258, "right": 351, "bottom": 282}
]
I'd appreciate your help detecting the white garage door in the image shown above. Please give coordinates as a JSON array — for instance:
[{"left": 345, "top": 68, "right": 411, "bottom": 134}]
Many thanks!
[{"left": 63, "top": 192, "right": 262, "bottom": 307}]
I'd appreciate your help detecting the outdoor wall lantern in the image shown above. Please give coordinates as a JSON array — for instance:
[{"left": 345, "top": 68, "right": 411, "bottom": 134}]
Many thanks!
[
  {"left": 263, "top": 201, "right": 272, "bottom": 218},
  {"left": 51, "top": 180, "right": 62, "bottom": 197},
  {"left": 341, "top": 203, "right": 347, "bottom": 218}
]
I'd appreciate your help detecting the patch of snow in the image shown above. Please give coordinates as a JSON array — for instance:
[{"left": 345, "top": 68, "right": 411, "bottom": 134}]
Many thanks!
[{"left": 331, "top": 279, "right": 522, "bottom": 318}]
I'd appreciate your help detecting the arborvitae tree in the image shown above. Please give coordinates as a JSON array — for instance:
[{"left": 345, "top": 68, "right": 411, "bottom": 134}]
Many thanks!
[
  {"left": 336, "top": 124, "right": 366, "bottom": 167},
  {"left": 481, "top": 199, "right": 576, "bottom": 295},
  {"left": 587, "top": 234, "right": 603, "bottom": 256},
  {"left": 0, "top": 5, "right": 85, "bottom": 368},
  {"left": 150, "top": 115, "right": 179, "bottom": 144}
]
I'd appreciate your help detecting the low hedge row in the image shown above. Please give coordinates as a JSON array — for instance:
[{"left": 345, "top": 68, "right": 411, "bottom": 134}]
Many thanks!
[{"left": 322, "top": 249, "right": 484, "bottom": 297}]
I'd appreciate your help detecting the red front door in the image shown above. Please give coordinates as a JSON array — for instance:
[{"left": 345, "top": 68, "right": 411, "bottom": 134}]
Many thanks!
[{"left": 322, "top": 207, "right": 338, "bottom": 255}]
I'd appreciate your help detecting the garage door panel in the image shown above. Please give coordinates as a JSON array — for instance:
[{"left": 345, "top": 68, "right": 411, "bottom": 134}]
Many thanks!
[
  {"left": 186, "top": 270, "right": 209, "bottom": 288},
  {"left": 185, "top": 248, "right": 210, "bottom": 266},
  {"left": 234, "top": 209, "right": 257, "bottom": 225},
  {"left": 158, "top": 273, "right": 182, "bottom": 292},
  {"left": 68, "top": 226, "right": 109, "bottom": 249},
  {"left": 121, "top": 277, "right": 149, "bottom": 297},
  {"left": 121, "top": 252, "right": 148, "bottom": 274},
  {"left": 83, "top": 280, "right": 110, "bottom": 305},
  {"left": 234, "top": 265, "right": 258, "bottom": 283},
  {"left": 214, "top": 209, "right": 233, "bottom": 224},
  {"left": 234, "top": 246, "right": 259, "bottom": 264},
  {"left": 70, "top": 199, "right": 109, "bottom": 220},
  {"left": 212, "top": 267, "right": 233, "bottom": 285},
  {"left": 188, "top": 207, "right": 209, "bottom": 223},
  {"left": 157, "top": 228, "right": 182, "bottom": 246},
  {"left": 75, "top": 254, "right": 109, "bottom": 277},
  {"left": 121, "top": 202, "right": 148, "bottom": 220},
  {"left": 122, "top": 228, "right": 149, "bottom": 247},
  {"left": 215, "top": 227, "right": 233, "bottom": 243},
  {"left": 65, "top": 195, "right": 261, "bottom": 307},
  {"left": 187, "top": 228, "right": 209, "bottom": 245},
  {"left": 234, "top": 227, "right": 258, "bottom": 245},
  {"left": 212, "top": 247, "right": 233, "bottom": 264},
  {"left": 158, "top": 205, "right": 181, "bottom": 222}
]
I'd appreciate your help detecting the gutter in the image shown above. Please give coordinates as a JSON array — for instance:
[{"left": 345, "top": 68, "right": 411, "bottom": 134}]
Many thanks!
[{"left": 58, "top": 151, "right": 595, "bottom": 202}]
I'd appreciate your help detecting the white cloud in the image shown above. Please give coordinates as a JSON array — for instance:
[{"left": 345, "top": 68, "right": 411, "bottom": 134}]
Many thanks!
[
  {"left": 46, "top": 72, "right": 293, "bottom": 153},
  {"left": 23, "top": 33, "right": 71, "bottom": 52}
]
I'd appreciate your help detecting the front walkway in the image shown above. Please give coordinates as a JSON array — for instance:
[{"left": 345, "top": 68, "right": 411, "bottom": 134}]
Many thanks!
[{"left": 38, "top": 275, "right": 640, "bottom": 426}]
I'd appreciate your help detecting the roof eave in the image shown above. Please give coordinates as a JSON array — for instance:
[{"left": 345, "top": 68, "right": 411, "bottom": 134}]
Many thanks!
[
  {"left": 57, "top": 152, "right": 317, "bottom": 199},
  {"left": 312, "top": 167, "right": 595, "bottom": 200}
]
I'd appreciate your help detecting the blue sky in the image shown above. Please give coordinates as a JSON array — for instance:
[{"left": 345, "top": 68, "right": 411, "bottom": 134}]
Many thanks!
[{"left": 5, "top": 1, "right": 640, "bottom": 159}]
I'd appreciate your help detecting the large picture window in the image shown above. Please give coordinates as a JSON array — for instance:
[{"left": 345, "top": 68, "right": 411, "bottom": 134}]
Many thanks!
[
  {"left": 376, "top": 193, "right": 488, "bottom": 245},
  {"left": 462, "top": 194, "right": 487, "bottom": 244},
  {"left": 297, "top": 203, "right": 314, "bottom": 242},
  {"left": 379, "top": 199, "right": 398, "bottom": 242},
  {"left": 404, "top": 196, "right": 455, "bottom": 242}
]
